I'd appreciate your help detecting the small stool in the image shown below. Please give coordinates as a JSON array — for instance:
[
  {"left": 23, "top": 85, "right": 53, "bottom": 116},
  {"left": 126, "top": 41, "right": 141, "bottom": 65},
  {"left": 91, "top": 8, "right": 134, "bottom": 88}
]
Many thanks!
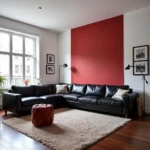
[{"left": 31, "top": 104, "right": 54, "bottom": 127}]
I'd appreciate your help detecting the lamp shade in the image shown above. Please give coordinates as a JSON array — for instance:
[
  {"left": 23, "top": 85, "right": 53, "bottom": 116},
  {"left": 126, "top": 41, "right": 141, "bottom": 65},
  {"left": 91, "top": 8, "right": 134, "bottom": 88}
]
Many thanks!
[{"left": 63, "top": 64, "right": 68, "bottom": 68}]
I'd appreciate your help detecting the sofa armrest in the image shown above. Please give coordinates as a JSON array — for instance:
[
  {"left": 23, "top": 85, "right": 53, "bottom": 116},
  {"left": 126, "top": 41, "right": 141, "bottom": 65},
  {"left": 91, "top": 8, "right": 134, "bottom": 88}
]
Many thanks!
[
  {"left": 2, "top": 92, "right": 22, "bottom": 114},
  {"left": 122, "top": 92, "right": 139, "bottom": 117}
]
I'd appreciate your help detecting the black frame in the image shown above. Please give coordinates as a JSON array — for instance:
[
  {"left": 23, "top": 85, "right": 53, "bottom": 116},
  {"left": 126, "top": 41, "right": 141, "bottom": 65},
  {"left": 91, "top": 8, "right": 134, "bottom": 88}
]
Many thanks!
[
  {"left": 133, "top": 45, "right": 149, "bottom": 75},
  {"left": 47, "top": 54, "right": 55, "bottom": 64},
  {"left": 46, "top": 65, "right": 55, "bottom": 74},
  {"left": 133, "top": 61, "right": 149, "bottom": 75}
]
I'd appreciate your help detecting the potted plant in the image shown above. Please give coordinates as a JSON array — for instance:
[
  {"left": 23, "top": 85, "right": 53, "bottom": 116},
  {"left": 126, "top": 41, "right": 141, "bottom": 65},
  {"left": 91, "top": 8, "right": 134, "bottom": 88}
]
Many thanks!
[
  {"left": 0, "top": 75, "right": 5, "bottom": 94},
  {"left": 0, "top": 75, "right": 5, "bottom": 108},
  {"left": 35, "top": 77, "right": 42, "bottom": 85},
  {"left": 24, "top": 79, "right": 30, "bottom": 86}
]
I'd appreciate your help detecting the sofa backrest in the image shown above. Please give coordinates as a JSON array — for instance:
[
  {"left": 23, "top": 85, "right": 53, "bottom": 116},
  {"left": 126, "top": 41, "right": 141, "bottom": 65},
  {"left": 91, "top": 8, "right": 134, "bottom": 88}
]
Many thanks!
[
  {"left": 11, "top": 85, "right": 35, "bottom": 97},
  {"left": 105, "top": 85, "right": 129, "bottom": 97},
  {"left": 85, "top": 85, "right": 105, "bottom": 97},
  {"left": 11, "top": 84, "right": 130, "bottom": 98},
  {"left": 33, "top": 85, "right": 51, "bottom": 96},
  {"left": 71, "top": 84, "right": 86, "bottom": 95}
]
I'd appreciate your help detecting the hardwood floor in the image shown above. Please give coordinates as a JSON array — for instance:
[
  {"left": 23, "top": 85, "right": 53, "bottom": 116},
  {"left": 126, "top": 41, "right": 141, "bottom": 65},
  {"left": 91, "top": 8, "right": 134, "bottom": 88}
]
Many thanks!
[{"left": 0, "top": 110, "right": 150, "bottom": 150}]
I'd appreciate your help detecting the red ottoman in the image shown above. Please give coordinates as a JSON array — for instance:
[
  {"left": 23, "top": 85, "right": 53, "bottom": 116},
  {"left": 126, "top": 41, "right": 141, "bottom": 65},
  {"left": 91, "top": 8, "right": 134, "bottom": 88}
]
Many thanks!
[{"left": 31, "top": 104, "right": 54, "bottom": 127}]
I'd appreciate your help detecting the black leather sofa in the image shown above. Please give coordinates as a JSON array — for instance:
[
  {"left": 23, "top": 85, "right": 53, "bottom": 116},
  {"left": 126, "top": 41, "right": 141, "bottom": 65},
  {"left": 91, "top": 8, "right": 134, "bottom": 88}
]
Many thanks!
[{"left": 2, "top": 84, "right": 139, "bottom": 117}]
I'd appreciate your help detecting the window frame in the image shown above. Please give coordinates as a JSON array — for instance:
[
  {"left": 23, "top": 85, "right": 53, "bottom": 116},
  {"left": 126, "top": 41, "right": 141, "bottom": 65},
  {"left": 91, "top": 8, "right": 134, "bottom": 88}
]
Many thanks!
[{"left": 0, "top": 29, "right": 37, "bottom": 87}]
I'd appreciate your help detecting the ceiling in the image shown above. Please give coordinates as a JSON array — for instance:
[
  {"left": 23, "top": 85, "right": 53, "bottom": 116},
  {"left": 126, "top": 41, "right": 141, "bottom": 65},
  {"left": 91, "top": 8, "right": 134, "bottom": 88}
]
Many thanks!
[{"left": 0, "top": 0, "right": 150, "bottom": 32}]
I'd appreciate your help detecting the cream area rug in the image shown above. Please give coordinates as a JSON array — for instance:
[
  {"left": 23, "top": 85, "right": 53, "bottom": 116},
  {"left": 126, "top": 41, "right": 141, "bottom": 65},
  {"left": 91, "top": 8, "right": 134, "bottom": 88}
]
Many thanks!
[{"left": 3, "top": 108, "right": 131, "bottom": 150}]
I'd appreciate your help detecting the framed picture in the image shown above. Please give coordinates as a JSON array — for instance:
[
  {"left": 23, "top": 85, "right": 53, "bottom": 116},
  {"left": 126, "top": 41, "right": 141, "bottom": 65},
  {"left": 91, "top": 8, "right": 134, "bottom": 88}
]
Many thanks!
[
  {"left": 46, "top": 65, "right": 55, "bottom": 74},
  {"left": 47, "top": 54, "right": 55, "bottom": 64},
  {"left": 133, "top": 45, "right": 149, "bottom": 61},
  {"left": 133, "top": 61, "right": 149, "bottom": 75}
]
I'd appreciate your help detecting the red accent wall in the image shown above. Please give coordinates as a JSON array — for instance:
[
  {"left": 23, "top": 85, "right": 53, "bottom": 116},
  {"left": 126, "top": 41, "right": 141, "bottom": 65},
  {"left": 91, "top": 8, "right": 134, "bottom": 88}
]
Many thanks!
[{"left": 71, "top": 15, "right": 124, "bottom": 85}]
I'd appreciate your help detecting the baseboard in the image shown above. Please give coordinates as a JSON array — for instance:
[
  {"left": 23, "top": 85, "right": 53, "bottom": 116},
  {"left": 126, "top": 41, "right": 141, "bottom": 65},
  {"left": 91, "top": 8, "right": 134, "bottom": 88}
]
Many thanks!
[{"left": 145, "top": 108, "right": 150, "bottom": 114}]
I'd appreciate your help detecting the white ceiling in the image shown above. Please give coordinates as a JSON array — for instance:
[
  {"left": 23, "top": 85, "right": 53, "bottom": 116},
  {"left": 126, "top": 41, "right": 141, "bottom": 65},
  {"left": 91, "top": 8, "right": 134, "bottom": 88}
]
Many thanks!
[{"left": 0, "top": 0, "right": 150, "bottom": 32}]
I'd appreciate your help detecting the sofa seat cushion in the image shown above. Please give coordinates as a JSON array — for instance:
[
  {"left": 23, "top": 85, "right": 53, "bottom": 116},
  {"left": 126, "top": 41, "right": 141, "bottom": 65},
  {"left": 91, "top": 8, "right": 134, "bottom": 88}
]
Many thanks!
[
  {"left": 78, "top": 96, "right": 100, "bottom": 104},
  {"left": 21, "top": 97, "right": 44, "bottom": 106},
  {"left": 98, "top": 97, "right": 123, "bottom": 107},
  {"left": 63, "top": 94, "right": 81, "bottom": 101},
  {"left": 40, "top": 95, "right": 66, "bottom": 108},
  {"left": 39, "top": 94, "right": 63, "bottom": 102}
]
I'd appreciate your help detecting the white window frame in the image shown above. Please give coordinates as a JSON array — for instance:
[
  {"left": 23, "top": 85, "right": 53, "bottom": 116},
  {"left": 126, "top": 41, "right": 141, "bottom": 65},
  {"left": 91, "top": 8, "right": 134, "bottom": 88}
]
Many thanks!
[{"left": 0, "top": 29, "right": 38, "bottom": 87}]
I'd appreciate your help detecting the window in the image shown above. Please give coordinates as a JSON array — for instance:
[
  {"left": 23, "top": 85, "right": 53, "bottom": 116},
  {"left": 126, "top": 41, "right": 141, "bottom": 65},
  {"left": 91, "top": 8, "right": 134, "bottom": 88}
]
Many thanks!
[
  {"left": 12, "top": 35, "right": 23, "bottom": 54},
  {"left": 15, "top": 56, "right": 18, "bottom": 60},
  {"left": 15, "top": 65, "right": 19, "bottom": 73},
  {"left": 27, "top": 66, "right": 30, "bottom": 73},
  {"left": 0, "top": 30, "right": 38, "bottom": 87},
  {"left": 0, "top": 32, "right": 10, "bottom": 52}
]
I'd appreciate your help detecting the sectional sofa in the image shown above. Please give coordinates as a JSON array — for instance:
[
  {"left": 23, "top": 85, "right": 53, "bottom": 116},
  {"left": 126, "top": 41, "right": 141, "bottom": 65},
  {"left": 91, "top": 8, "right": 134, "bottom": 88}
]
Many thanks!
[{"left": 2, "top": 84, "right": 139, "bottom": 117}]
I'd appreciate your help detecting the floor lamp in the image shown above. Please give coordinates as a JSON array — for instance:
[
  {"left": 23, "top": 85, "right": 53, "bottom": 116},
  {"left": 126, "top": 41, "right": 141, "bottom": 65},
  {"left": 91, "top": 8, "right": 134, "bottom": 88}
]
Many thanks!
[
  {"left": 125, "top": 64, "right": 148, "bottom": 113},
  {"left": 59, "top": 64, "right": 68, "bottom": 84}
]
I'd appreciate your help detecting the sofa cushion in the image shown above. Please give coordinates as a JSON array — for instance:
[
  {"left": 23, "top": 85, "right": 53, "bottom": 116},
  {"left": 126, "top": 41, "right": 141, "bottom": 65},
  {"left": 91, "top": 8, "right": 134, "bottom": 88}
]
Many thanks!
[
  {"left": 40, "top": 94, "right": 66, "bottom": 108},
  {"left": 71, "top": 84, "right": 86, "bottom": 95},
  {"left": 40, "top": 94, "right": 62, "bottom": 100},
  {"left": 98, "top": 97, "right": 123, "bottom": 107},
  {"left": 67, "top": 84, "right": 73, "bottom": 93},
  {"left": 34, "top": 85, "right": 51, "bottom": 96},
  {"left": 78, "top": 96, "right": 100, "bottom": 104},
  {"left": 56, "top": 84, "right": 69, "bottom": 94},
  {"left": 112, "top": 89, "right": 129, "bottom": 100},
  {"left": 21, "top": 97, "right": 44, "bottom": 106},
  {"left": 50, "top": 84, "right": 73, "bottom": 94},
  {"left": 49, "top": 84, "right": 56, "bottom": 94},
  {"left": 12, "top": 85, "right": 35, "bottom": 97},
  {"left": 63, "top": 94, "right": 81, "bottom": 102},
  {"left": 85, "top": 85, "right": 105, "bottom": 97},
  {"left": 105, "top": 85, "right": 129, "bottom": 97}
]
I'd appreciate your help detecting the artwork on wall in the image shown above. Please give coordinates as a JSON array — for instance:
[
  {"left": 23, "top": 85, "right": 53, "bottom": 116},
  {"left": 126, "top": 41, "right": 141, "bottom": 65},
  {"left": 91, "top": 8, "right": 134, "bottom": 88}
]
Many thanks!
[
  {"left": 133, "top": 45, "right": 149, "bottom": 75},
  {"left": 133, "top": 61, "right": 149, "bottom": 75},
  {"left": 47, "top": 54, "right": 55, "bottom": 64},
  {"left": 46, "top": 54, "right": 55, "bottom": 74},
  {"left": 46, "top": 65, "right": 55, "bottom": 74}
]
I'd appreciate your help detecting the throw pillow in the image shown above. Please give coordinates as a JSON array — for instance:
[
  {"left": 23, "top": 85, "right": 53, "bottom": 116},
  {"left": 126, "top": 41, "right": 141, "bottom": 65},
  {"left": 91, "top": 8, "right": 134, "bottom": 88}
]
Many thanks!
[
  {"left": 112, "top": 89, "right": 129, "bottom": 100},
  {"left": 56, "top": 84, "right": 69, "bottom": 94}
]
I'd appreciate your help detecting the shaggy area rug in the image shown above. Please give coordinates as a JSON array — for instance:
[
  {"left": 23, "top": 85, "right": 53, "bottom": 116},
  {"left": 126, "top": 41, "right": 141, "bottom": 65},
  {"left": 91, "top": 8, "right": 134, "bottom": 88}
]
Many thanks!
[{"left": 3, "top": 108, "right": 131, "bottom": 150}]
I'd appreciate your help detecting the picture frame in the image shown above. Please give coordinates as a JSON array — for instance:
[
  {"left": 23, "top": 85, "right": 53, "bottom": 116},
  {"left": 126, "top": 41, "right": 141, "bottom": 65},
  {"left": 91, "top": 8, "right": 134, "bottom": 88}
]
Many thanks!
[
  {"left": 133, "top": 45, "right": 149, "bottom": 61},
  {"left": 46, "top": 65, "right": 55, "bottom": 74},
  {"left": 133, "top": 61, "right": 149, "bottom": 75},
  {"left": 47, "top": 54, "right": 55, "bottom": 64}
]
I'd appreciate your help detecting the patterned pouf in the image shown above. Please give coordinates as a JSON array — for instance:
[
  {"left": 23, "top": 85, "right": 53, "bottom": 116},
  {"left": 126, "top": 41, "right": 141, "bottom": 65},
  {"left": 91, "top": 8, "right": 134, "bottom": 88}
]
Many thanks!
[{"left": 31, "top": 104, "right": 54, "bottom": 127}]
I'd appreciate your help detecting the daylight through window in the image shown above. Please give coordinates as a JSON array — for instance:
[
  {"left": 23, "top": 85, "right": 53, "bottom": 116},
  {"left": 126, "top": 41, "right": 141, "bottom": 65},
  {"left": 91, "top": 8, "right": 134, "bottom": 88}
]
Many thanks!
[{"left": 0, "top": 30, "right": 38, "bottom": 87}]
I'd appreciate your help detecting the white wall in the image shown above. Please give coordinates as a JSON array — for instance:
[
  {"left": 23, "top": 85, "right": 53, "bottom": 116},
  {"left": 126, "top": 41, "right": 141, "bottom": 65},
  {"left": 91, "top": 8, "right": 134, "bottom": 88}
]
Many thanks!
[
  {"left": 124, "top": 6, "right": 150, "bottom": 113},
  {"left": 58, "top": 30, "right": 71, "bottom": 83},
  {"left": 0, "top": 16, "right": 58, "bottom": 84}
]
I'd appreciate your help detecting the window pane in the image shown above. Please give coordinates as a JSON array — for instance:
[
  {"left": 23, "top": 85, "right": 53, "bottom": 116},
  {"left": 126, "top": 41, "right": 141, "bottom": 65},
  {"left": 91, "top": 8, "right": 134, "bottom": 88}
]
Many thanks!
[
  {"left": 0, "top": 32, "right": 10, "bottom": 52},
  {"left": 12, "top": 35, "right": 23, "bottom": 54},
  {"left": 25, "top": 38, "right": 34, "bottom": 55},
  {"left": 25, "top": 57, "right": 34, "bottom": 84},
  {"left": 0, "top": 54, "right": 10, "bottom": 87},
  {"left": 12, "top": 56, "right": 23, "bottom": 85}
]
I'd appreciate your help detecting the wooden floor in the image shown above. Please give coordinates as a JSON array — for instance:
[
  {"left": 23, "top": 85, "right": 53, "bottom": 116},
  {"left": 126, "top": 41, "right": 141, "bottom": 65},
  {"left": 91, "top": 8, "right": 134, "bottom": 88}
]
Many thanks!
[{"left": 0, "top": 111, "right": 150, "bottom": 150}]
